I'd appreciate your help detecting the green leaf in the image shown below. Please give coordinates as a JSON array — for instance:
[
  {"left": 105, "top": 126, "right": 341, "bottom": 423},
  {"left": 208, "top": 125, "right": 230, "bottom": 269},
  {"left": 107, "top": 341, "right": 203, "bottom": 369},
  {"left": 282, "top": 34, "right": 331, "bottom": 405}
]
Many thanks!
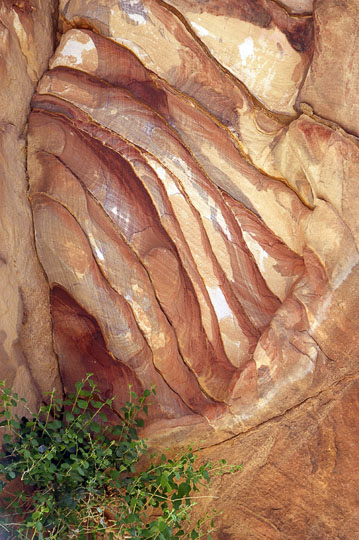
[
  {"left": 47, "top": 419, "right": 62, "bottom": 430},
  {"left": 160, "top": 472, "right": 169, "bottom": 489},
  {"left": 0, "top": 378, "right": 232, "bottom": 540},
  {"left": 177, "top": 482, "right": 190, "bottom": 498},
  {"left": 75, "top": 381, "right": 83, "bottom": 392},
  {"left": 77, "top": 400, "right": 88, "bottom": 409},
  {"left": 90, "top": 400, "right": 103, "bottom": 409},
  {"left": 89, "top": 422, "right": 101, "bottom": 433},
  {"left": 111, "top": 425, "right": 123, "bottom": 436},
  {"left": 203, "top": 470, "right": 210, "bottom": 482},
  {"left": 65, "top": 411, "right": 74, "bottom": 422}
]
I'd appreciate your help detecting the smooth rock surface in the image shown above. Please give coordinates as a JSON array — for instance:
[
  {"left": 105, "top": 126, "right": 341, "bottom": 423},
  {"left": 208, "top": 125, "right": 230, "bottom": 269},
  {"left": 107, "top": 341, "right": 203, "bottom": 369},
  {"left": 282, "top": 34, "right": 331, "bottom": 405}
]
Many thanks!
[{"left": 299, "top": 0, "right": 359, "bottom": 137}]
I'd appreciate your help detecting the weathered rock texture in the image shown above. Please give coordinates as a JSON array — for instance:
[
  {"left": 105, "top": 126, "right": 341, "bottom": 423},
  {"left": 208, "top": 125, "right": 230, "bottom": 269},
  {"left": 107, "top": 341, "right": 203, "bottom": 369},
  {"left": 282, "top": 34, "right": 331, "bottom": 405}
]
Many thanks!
[
  {"left": 0, "top": 0, "right": 61, "bottom": 407},
  {"left": 194, "top": 374, "right": 359, "bottom": 539},
  {"left": 2, "top": 0, "right": 359, "bottom": 537}
]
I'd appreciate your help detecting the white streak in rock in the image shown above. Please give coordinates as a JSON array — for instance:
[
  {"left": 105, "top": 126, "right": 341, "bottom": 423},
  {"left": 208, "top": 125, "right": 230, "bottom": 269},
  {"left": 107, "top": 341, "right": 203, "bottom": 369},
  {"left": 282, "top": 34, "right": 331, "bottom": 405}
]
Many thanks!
[
  {"left": 242, "top": 231, "right": 268, "bottom": 272},
  {"left": 166, "top": 182, "right": 181, "bottom": 197},
  {"left": 94, "top": 247, "right": 105, "bottom": 262},
  {"left": 149, "top": 161, "right": 181, "bottom": 196},
  {"left": 127, "top": 13, "right": 146, "bottom": 25},
  {"left": 191, "top": 22, "right": 211, "bottom": 38},
  {"left": 238, "top": 37, "right": 254, "bottom": 67},
  {"left": 151, "top": 163, "right": 167, "bottom": 182},
  {"left": 310, "top": 293, "right": 332, "bottom": 332},
  {"left": 59, "top": 36, "right": 96, "bottom": 65},
  {"left": 333, "top": 254, "right": 359, "bottom": 291},
  {"left": 207, "top": 286, "right": 233, "bottom": 321}
]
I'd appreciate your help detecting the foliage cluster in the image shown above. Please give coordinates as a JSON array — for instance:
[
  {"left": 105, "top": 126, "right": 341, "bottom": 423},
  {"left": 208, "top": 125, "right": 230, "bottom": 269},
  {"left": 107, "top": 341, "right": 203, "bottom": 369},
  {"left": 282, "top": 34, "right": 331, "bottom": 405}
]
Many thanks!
[{"left": 0, "top": 375, "right": 240, "bottom": 539}]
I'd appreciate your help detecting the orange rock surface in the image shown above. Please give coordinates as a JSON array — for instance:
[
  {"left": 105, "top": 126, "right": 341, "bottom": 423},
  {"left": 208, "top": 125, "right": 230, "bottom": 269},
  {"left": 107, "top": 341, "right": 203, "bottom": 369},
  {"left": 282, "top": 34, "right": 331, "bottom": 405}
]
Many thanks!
[
  {"left": 0, "top": 0, "right": 60, "bottom": 407},
  {"left": 1, "top": 0, "right": 359, "bottom": 538}
]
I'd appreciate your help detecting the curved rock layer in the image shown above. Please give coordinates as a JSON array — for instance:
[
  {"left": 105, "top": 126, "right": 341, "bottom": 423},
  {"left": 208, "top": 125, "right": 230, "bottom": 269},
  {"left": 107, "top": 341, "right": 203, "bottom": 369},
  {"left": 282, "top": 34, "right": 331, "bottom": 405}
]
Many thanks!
[{"left": 27, "top": 0, "right": 359, "bottom": 449}]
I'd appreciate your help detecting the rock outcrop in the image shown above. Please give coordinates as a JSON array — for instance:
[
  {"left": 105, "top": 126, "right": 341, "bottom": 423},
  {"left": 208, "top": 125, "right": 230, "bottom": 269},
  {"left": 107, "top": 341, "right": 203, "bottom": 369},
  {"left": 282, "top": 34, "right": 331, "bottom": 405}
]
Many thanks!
[
  {"left": 0, "top": 0, "right": 61, "bottom": 407},
  {"left": 28, "top": 0, "right": 359, "bottom": 438},
  {"left": 2, "top": 0, "right": 359, "bottom": 537}
]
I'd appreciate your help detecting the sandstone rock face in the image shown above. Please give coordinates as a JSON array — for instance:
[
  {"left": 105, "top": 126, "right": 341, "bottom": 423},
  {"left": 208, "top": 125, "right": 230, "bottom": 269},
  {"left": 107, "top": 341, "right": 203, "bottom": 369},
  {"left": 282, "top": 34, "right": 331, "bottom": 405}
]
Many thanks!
[
  {"left": 277, "top": 0, "right": 313, "bottom": 14},
  {"left": 28, "top": 0, "right": 359, "bottom": 434},
  {"left": 2, "top": 0, "right": 359, "bottom": 537},
  {"left": 163, "top": 0, "right": 314, "bottom": 115},
  {"left": 194, "top": 375, "right": 359, "bottom": 540},
  {"left": 0, "top": 0, "right": 61, "bottom": 407},
  {"left": 299, "top": 0, "right": 359, "bottom": 137}
]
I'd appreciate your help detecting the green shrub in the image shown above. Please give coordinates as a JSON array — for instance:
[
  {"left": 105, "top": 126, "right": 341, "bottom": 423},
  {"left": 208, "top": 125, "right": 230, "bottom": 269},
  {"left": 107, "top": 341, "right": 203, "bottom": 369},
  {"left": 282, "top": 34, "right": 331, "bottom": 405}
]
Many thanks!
[{"left": 0, "top": 375, "right": 240, "bottom": 539}]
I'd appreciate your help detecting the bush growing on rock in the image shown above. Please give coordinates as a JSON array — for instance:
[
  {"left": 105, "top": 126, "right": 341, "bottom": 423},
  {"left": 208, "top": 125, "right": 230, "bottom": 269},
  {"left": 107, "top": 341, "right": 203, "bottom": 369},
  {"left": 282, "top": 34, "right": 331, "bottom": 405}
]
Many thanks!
[{"left": 0, "top": 375, "right": 240, "bottom": 539}]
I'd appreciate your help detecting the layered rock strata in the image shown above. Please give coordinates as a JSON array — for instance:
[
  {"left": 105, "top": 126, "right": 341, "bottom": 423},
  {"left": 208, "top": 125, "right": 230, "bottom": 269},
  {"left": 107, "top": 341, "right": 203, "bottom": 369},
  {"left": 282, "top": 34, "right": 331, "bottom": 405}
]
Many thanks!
[{"left": 26, "top": 0, "right": 359, "bottom": 448}]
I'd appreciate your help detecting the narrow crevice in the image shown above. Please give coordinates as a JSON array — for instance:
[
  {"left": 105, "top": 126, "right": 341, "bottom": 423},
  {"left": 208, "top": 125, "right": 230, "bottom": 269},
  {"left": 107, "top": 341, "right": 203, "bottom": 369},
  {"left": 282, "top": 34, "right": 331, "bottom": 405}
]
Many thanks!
[{"left": 299, "top": 103, "right": 359, "bottom": 144}]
